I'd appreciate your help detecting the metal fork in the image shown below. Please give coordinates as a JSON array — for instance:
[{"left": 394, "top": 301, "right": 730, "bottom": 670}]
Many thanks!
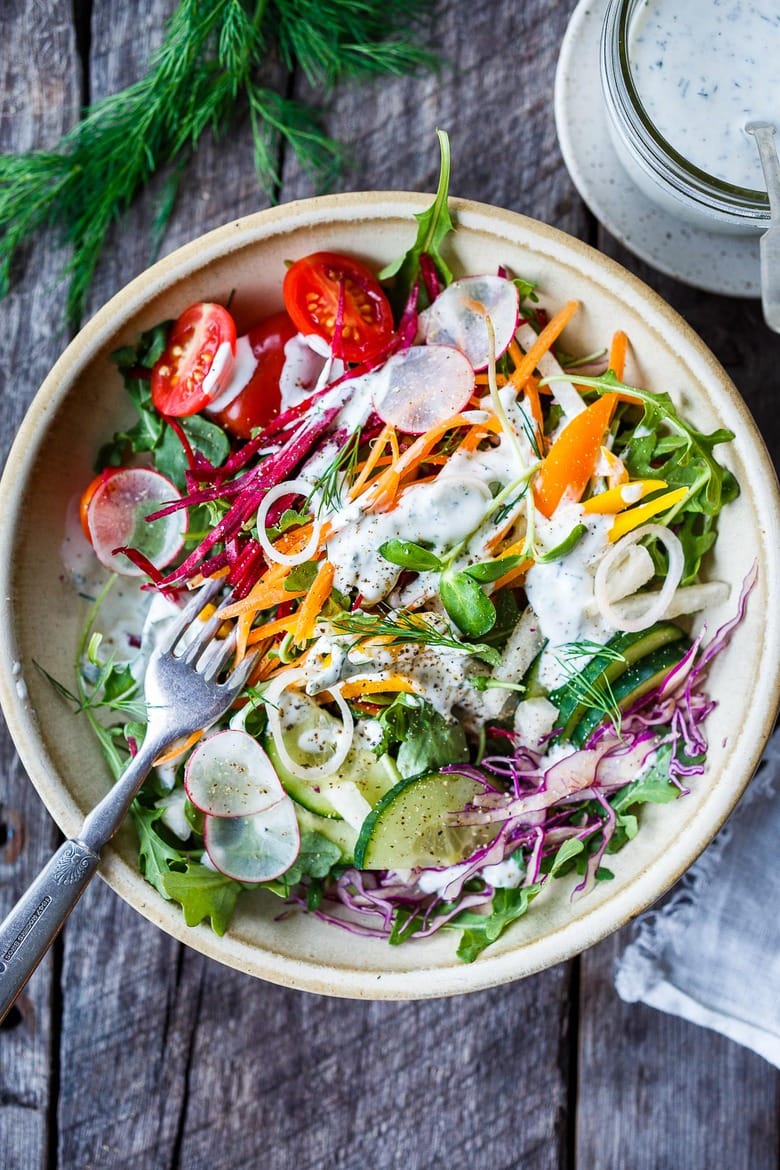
[{"left": 0, "top": 580, "right": 257, "bottom": 1023}]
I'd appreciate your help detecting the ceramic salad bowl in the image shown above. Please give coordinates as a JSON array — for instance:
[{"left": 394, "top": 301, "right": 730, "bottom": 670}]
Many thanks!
[{"left": 0, "top": 193, "right": 778, "bottom": 999}]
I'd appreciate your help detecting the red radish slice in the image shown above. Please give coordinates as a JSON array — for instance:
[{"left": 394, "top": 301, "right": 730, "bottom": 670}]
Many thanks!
[
  {"left": 371, "top": 345, "right": 474, "bottom": 434},
  {"left": 419, "top": 275, "right": 519, "bottom": 370},
  {"left": 85, "top": 467, "right": 186, "bottom": 576},
  {"left": 204, "top": 798, "right": 300, "bottom": 883},
  {"left": 184, "top": 730, "right": 284, "bottom": 818}
]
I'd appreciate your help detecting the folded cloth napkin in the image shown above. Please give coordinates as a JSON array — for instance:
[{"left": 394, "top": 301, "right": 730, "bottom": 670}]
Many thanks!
[{"left": 615, "top": 728, "right": 780, "bottom": 1067}]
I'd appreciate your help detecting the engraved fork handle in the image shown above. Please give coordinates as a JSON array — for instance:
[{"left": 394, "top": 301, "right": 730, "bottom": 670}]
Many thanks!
[{"left": 0, "top": 733, "right": 166, "bottom": 1023}]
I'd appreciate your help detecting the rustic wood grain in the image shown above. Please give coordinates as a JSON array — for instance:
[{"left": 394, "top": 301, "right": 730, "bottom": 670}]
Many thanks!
[
  {"left": 577, "top": 931, "right": 780, "bottom": 1169},
  {"left": 1, "top": 0, "right": 779, "bottom": 1167},
  {"left": 0, "top": 4, "right": 81, "bottom": 1169},
  {"left": 53, "top": 4, "right": 285, "bottom": 1169}
]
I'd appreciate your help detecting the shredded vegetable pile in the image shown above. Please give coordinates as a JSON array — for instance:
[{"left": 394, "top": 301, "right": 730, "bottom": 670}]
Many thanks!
[{"left": 60, "top": 132, "right": 747, "bottom": 962}]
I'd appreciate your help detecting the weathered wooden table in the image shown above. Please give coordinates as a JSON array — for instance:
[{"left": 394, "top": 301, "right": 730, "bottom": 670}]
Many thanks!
[{"left": 1, "top": 2, "right": 778, "bottom": 1167}]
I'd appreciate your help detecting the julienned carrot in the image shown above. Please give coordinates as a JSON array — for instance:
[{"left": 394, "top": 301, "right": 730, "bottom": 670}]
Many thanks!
[
  {"left": 247, "top": 613, "right": 301, "bottom": 645},
  {"left": 363, "top": 413, "right": 476, "bottom": 511},
  {"left": 294, "top": 559, "right": 336, "bottom": 645},
  {"left": 510, "top": 300, "right": 579, "bottom": 391},
  {"left": 153, "top": 729, "right": 203, "bottom": 767},
  {"left": 349, "top": 424, "right": 397, "bottom": 499},
  {"left": 609, "top": 330, "right": 628, "bottom": 380},
  {"left": 491, "top": 558, "right": 532, "bottom": 593},
  {"left": 534, "top": 393, "right": 617, "bottom": 518},
  {"left": 608, "top": 486, "right": 688, "bottom": 542}
]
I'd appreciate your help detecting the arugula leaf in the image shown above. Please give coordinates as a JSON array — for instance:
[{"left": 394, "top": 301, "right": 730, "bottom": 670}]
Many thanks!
[
  {"left": 610, "top": 745, "right": 681, "bottom": 813},
  {"left": 379, "top": 128, "right": 454, "bottom": 306},
  {"left": 130, "top": 801, "right": 189, "bottom": 900},
  {"left": 376, "top": 693, "right": 469, "bottom": 777},
  {"left": 549, "top": 836, "right": 585, "bottom": 877},
  {"left": 453, "top": 882, "right": 542, "bottom": 962},
  {"left": 155, "top": 414, "right": 230, "bottom": 490},
  {"left": 162, "top": 862, "right": 242, "bottom": 935},
  {"left": 277, "top": 831, "right": 342, "bottom": 887},
  {"left": 112, "top": 321, "right": 171, "bottom": 372}
]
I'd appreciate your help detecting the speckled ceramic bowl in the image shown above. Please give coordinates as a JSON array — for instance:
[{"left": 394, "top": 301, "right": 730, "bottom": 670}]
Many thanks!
[{"left": 0, "top": 194, "right": 778, "bottom": 999}]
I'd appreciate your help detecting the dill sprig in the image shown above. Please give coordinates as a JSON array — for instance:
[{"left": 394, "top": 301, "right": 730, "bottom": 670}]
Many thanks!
[
  {"left": 307, "top": 428, "right": 363, "bottom": 514},
  {"left": 555, "top": 640, "right": 626, "bottom": 736},
  {"left": 0, "top": 0, "right": 438, "bottom": 328},
  {"left": 330, "top": 609, "right": 501, "bottom": 666}
]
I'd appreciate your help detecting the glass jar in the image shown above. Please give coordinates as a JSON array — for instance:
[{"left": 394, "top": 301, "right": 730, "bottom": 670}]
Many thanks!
[{"left": 600, "top": 0, "right": 771, "bottom": 235}]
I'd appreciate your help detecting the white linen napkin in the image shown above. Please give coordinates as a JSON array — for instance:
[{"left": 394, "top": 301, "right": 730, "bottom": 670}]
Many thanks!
[{"left": 615, "top": 728, "right": 780, "bottom": 1066}]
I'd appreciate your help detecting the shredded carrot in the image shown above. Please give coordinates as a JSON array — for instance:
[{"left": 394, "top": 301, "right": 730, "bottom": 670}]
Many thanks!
[
  {"left": 153, "top": 729, "right": 204, "bottom": 767},
  {"left": 294, "top": 559, "right": 336, "bottom": 645},
  {"left": 349, "top": 424, "right": 397, "bottom": 499},
  {"left": 608, "top": 487, "right": 688, "bottom": 542},
  {"left": 510, "top": 300, "right": 580, "bottom": 391},
  {"left": 246, "top": 613, "right": 301, "bottom": 644},
  {"left": 362, "top": 412, "right": 476, "bottom": 511},
  {"left": 219, "top": 583, "right": 306, "bottom": 620},
  {"left": 609, "top": 330, "right": 628, "bottom": 380},
  {"left": 491, "top": 558, "right": 533, "bottom": 592},
  {"left": 236, "top": 609, "right": 254, "bottom": 663}
]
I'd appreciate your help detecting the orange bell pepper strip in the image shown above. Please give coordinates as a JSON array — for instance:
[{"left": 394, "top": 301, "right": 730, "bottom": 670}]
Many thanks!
[{"left": 534, "top": 393, "right": 617, "bottom": 518}]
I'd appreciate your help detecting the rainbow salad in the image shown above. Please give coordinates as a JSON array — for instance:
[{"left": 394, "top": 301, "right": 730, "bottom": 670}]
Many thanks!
[{"left": 61, "top": 134, "right": 746, "bottom": 961}]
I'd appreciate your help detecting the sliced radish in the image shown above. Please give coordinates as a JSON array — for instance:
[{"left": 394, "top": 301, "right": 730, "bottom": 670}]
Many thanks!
[
  {"left": 371, "top": 345, "right": 475, "bottom": 434},
  {"left": 419, "top": 275, "right": 519, "bottom": 370},
  {"left": 85, "top": 467, "right": 186, "bottom": 576},
  {"left": 184, "top": 730, "right": 285, "bottom": 818},
  {"left": 204, "top": 798, "right": 300, "bottom": 883}
]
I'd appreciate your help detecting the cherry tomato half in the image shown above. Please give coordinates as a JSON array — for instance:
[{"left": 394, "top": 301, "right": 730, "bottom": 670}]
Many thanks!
[
  {"left": 211, "top": 311, "right": 298, "bottom": 439},
  {"left": 282, "top": 251, "right": 394, "bottom": 364},
  {"left": 151, "top": 302, "right": 237, "bottom": 417}
]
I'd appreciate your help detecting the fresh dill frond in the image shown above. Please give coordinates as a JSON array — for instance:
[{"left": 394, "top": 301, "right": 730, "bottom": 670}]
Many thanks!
[
  {"left": 0, "top": 0, "right": 438, "bottom": 327},
  {"left": 555, "top": 640, "right": 626, "bottom": 736},
  {"left": 330, "top": 609, "right": 501, "bottom": 666},
  {"left": 307, "top": 428, "right": 363, "bottom": 515}
]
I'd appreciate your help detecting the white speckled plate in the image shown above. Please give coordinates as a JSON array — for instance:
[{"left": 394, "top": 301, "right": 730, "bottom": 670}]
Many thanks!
[
  {"left": 0, "top": 194, "right": 778, "bottom": 998},
  {"left": 554, "top": 0, "right": 761, "bottom": 297}
]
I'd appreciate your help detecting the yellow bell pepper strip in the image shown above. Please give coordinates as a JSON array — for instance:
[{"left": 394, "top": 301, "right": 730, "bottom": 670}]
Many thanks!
[
  {"left": 534, "top": 393, "right": 617, "bottom": 518},
  {"left": 608, "top": 486, "right": 689, "bottom": 542},
  {"left": 338, "top": 674, "right": 420, "bottom": 700},
  {"left": 582, "top": 478, "right": 669, "bottom": 514}
]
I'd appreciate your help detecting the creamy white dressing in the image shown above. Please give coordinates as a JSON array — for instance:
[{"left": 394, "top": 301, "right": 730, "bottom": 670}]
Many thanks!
[
  {"left": 482, "top": 855, "right": 524, "bottom": 889},
  {"left": 201, "top": 339, "right": 235, "bottom": 402},
  {"left": 205, "top": 335, "right": 257, "bottom": 413},
  {"left": 628, "top": 0, "right": 780, "bottom": 190},
  {"left": 524, "top": 506, "right": 612, "bottom": 689},
  {"left": 278, "top": 333, "right": 345, "bottom": 410},
  {"left": 326, "top": 476, "right": 493, "bottom": 605}
]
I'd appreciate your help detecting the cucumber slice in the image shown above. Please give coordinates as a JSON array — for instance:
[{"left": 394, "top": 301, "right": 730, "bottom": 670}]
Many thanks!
[
  {"left": 551, "top": 622, "right": 686, "bottom": 741},
  {"left": 522, "top": 643, "right": 549, "bottom": 700},
  {"left": 295, "top": 806, "right": 358, "bottom": 863},
  {"left": 264, "top": 692, "right": 400, "bottom": 819},
  {"left": 570, "top": 638, "right": 692, "bottom": 748},
  {"left": 355, "top": 770, "right": 495, "bottom": 871}
]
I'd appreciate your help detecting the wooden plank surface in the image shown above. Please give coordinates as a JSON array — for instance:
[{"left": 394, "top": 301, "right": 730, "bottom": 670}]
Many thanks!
[
  {"left": 0, "top": 1, "right": 778, "bottom": 1168},
  {"left": 0, "top": 5, "right": 81, "bottom": 1170}
]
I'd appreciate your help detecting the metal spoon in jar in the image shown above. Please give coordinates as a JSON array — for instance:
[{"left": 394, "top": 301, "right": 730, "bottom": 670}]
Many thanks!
[{"left": 745, "top": 122, "right": 780, "bottom": 332}]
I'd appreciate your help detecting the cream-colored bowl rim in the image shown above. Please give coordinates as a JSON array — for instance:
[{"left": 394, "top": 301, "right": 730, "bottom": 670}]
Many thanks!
[{"left": 1, "top": 193, "right": 778, "bottom": 999}]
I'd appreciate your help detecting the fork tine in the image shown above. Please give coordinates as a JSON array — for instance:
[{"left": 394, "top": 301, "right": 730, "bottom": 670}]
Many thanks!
[
  {"left": 180, "top": 610, "right": 223, "bottom": 665},
  {"left": 221, "top": 649, "right": 260, "bottom": 697},
  {"left": 198, "top": 626, "right": 239, "bottom": 680},
  {"left": 156, "top": 578, "right": 224, "bottom": 656}
]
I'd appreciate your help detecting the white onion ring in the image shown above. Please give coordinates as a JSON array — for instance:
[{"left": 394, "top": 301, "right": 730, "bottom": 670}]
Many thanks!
[
  {"left": 256, "top": 478, "right": 322, "bottom": 567},
  {"left": 595, "top": 523, "right": 684, "bottom": 633},
  {"left": 264, "top": 667, "right": 355, "bottom": 781}
]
